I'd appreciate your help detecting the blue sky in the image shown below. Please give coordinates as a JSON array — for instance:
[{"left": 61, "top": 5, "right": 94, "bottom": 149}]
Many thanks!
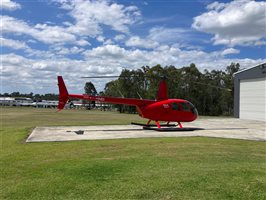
[{"left": 1, "top": 0, "right": 266, "bottom": 94}]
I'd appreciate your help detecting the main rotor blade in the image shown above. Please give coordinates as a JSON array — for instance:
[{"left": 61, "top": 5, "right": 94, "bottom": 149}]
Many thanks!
[
  {"left": 81, "top": 76, "right": 231, "bottom": 91},
  {"left": 81, "top": 75, "right": 152, "bottom": 78},
  {"left": 191, "top": 81, "right": 232, "bottom": 91},
  {"left": 81, "top": 76, "right": 120, "bottom": 78}
]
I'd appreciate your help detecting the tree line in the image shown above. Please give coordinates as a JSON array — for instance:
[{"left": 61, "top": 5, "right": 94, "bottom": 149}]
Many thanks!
[{"left": 96, "top": 63, "right": 240, "bottom": 116}]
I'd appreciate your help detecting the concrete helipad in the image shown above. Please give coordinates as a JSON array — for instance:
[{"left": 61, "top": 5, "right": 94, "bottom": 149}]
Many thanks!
[{"left": 26, "top": 118, "right": 266, "bottom": 142}]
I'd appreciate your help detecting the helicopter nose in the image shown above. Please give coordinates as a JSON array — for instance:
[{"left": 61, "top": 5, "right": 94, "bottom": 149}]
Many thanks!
[
  {"left": 187, "top": 101, "right": 198, "bottom": 121},
  {"left": 194, "top": 108, "right": 198, "bottom": 119}
]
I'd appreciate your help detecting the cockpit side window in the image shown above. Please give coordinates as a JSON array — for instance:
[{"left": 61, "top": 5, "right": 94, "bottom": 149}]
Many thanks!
[
  {"left": 172, "top": 102, "right": 179, "bottom": 110},
  {"left": 180, "top": 102, "right": 190, "bottom": 112}
]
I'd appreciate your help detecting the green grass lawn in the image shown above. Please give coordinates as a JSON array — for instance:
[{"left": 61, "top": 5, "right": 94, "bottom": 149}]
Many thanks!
[{"left": 1, "top": 107, "right": 266, "bottom": 200}]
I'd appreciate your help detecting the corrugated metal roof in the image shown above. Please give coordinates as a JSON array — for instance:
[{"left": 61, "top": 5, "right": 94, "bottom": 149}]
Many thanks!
[{"left": 234, "top": 62, "right": 266, "bottom": 75}]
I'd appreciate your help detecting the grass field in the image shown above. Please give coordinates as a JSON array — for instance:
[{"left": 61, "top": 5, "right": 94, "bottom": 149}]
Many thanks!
[{"left": 1, "top": 107, "right": 266, "bottom": 200}]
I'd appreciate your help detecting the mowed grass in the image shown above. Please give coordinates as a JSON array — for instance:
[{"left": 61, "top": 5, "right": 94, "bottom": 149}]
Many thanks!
[{"left": 1, "top": 107, "right": 266, "bottom": 200}]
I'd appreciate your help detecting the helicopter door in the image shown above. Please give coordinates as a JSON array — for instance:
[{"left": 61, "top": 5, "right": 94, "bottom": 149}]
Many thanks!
[
  {"left": 171, "top": 102, "right": 181, "bottom": 121},
  {"left": 180, "top": 102, "right": 190, "bottom": 112},
  {"left": 172, "top": 102, "right": 179, "bottom": 111}
]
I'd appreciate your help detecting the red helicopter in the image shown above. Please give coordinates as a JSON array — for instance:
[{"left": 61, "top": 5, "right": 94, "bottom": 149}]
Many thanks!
[{"left": 57, "top": 76, "right": 198, "bottom": 129}]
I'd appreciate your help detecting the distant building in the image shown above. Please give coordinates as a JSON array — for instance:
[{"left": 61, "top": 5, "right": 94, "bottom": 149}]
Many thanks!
[
  {"left": 33, "top": 100, "right": 58, "bottom": 108},
  {"left": 14, "top": 97, "right": 33, "bottom": 106},
  {"left": 0, "top": 97, "right": 58, "bottom": 108},
  {"left": 0, "top": 97, "right": 33, "bottom": 106},
  {"left": 0, "top": 97, "right": 113, "bottom": 110},
  {"left": 234, "top": 63, "right": 266, "bottom": 121},
  {"left": 0, "top": 97, "right": 15, "bottom": 106}
]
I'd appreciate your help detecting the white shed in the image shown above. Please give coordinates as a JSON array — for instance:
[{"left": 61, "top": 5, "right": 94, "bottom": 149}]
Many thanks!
[{"left": 234, "top": 63, "right": 266, "bottom": 121}]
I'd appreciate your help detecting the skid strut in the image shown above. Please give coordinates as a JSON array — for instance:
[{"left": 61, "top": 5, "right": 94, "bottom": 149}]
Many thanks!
[
  {"left": 178, "top": 122, "right": 183, "bottom": 128},
  {"left": 155, "top": 121, "right": 161, "bottom": 129}
]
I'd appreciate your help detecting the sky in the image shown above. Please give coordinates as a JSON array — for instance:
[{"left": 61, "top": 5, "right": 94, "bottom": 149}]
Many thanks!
[{"left": 1, "top": 0, "right": 266, "bottom": 94}]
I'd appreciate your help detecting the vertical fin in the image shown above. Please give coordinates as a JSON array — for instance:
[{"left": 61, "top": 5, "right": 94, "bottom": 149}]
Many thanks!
[{"left": 57, "top": 76, "right": 69, "bottom": 110}]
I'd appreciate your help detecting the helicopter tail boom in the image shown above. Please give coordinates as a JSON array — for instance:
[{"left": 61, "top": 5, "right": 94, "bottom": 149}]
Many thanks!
[{"left": 57, "top": 76, "right": 69, "bottom": 110}]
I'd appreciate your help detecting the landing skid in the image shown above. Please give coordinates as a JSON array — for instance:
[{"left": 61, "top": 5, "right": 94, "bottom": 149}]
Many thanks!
[
  {"left": 131, "top": 122, "right": 176, "bottom": 127},
  {"left": 143, "top": 126, "right": 204, "bottom": 132},
  {"left": 131, "top": 122, "right": 203, "bottom": 132}
]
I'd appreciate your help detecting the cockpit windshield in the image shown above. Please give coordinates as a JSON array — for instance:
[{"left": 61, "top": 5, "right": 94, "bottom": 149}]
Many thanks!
[
  {"left": 172, "top": 101, "right": 198, "bottom": 116},
  {"left": 189, "top": 102, "right": 198, "bottom": 115}
]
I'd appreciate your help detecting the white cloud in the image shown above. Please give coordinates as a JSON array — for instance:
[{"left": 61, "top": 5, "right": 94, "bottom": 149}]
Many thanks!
[
  {"left": 1, "top": 15, "right": 90, "bottom": 46},
  {"left": 221, "top": 48, "right": 240, "bottom": 56},
  {"left": 83, "top": 44, "right": 265, "bottom": 72},
  {"left": 125, "top": 36, "right": 159, "bottom": 49},
  {"left": 103, "top": 39, "right": 113, "bottom": 45},
  {"left": 148, "top": 27, "right": 191, "bottom": 44},
  {"left": 51, "top": 46, "right": 85, "bottom": 55},
  {"left": 1, "top": 15, "right": 30, "bottom": 34},
  {"left": 33, "top": 24, "right": 77, "bottom": 44},
  {"left": 192, "top": 0, "right": 266, "bottom": 46},
  {"left": 56, "top": 0, "right": 141, "bottom": 36},
  {"left": 96, "top": 36, "right": 105, "bottom": 43},
  {"left": 2, "top": 45, "right": 265, "bottom": 93},
  {"left": 84, "top": 45, "right": 127, "bottom": 59},
  {"left": 0, "top": 0, "right": 21, "bottom": 11},
  {"left": 124, "top": 27, "right": 201, "bottom": 50},
  {"left": 1, "top": 0, "right": 140, "bottom": 47},
  {"left": 25, "top": 48, "right": 55, "bottom": 59},
  {"left": 114, "top": 34, "right": 126, "bottom": 41},
  {"left": 0, "top": 37, "right": 29, "bottom": 50},
  {"left": 75, "top": 39, "right": 90, "bottom": 46},
  {"left": 1, "top": 53, "right": 121, "bottom": 93},
  {"left": 95, "top": 36, "right": 113, "bottom": 45},
  {"left": 206, "top": 1, "right": 225, "bottom": 11}
]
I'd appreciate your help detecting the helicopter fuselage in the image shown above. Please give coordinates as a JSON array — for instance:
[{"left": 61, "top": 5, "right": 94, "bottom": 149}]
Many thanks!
[{"left": 58, "top": 76, "right": 198, "bottom": 128}]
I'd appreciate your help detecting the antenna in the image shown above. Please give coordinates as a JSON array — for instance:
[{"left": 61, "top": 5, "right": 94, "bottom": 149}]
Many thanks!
[
  {"left": 137, "top": 92, "right": 143, "bottom": 99},
  {"left": 118, "top": 90, "right": 124, "bottom": 98}
]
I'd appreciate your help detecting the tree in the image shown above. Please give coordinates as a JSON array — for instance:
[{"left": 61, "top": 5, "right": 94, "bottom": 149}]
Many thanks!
[
  {"left": 224, "top": 63, "right": 241, "bottom": 115},
  {"left": 84, "top": 82, "right": 97, "bottom": 95},
  {"left": 84, "top": 82, "right": 97, "bottom": 109}
]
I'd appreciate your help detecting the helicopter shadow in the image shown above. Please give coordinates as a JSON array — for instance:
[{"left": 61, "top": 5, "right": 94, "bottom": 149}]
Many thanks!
[
  {"left": 68, "top": 127, "right": 248, "bottom": 135},
  {"left": 67, "top": 129, "right": 144, "bottom": 135}
]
